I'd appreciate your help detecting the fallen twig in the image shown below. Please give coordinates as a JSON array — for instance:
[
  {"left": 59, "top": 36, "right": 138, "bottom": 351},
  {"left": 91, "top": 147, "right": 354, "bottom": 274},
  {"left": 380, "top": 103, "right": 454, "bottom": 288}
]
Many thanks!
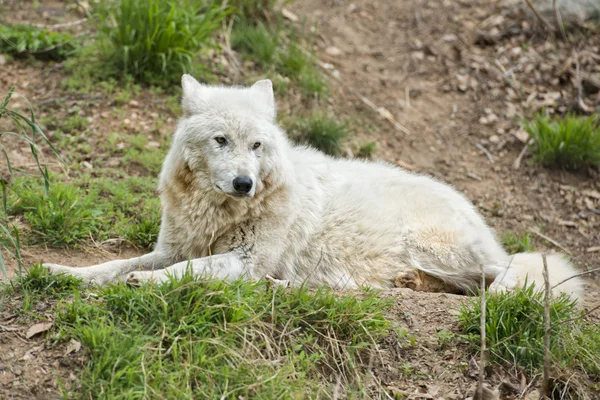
[
  {"left": 513, "top": 141, "right": 530, "bottom": 170},
  {"left": 476, "top": 264, "right": 487, "bottom": 400},
  {"left": 573, "top": 50, "right": 593, "bottom": 113},
  {"left": 527, "top": 228, "right": 572, "bottom": 256},
  {"left": 552, "top": 0, "right": 567, "bottom": 41},
  {"left": 551, "top": 267, "right": 600, "bottom": 290},
  {"left": 524, "top": 0, "right": 556, "bottom": 32},
  {"left": 31, "top": 18, "right": 88, "bottom": 30},
  {"left": 541, "top": 254, "right": 551, "bottom": 399},
  {"left": 476, "top": 143, "right": 494, "bottom": 165}
]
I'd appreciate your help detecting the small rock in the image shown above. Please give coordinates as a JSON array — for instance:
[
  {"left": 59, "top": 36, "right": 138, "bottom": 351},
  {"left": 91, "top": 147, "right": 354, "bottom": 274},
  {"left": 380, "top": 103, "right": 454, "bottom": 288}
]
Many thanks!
[
  {"left": 489, "top": 135, "right": 500, "bottom": 144},
  {"left": 123, "top": 118, "right": 131, "bottom": 125},
  {"left": 442, "top": 34, "right": 458, "bottom": 42},
  {"left": 82, "top": 161, "right": 93, "bottom": 169},
  {"left": 325, "top": 46, "right": 343, "bottom": 57},
  {"left": 0, "top": 54, "right": 6, "bottom": 65},
  {"left": 145, "top": 141, "right": 160, "bottom": 149},
  {"left": 128, "top": 100, "right": 139, "bottom": 107},
  {"left": 411, "top": 51, "right": 425, "bottom": 60}
]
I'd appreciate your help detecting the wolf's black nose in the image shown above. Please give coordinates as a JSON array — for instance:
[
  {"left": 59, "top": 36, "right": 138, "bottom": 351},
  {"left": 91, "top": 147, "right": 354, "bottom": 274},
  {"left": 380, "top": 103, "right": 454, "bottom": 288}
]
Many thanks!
[{"left": 233, "top": 176, "right": 253, "bottom": 194}]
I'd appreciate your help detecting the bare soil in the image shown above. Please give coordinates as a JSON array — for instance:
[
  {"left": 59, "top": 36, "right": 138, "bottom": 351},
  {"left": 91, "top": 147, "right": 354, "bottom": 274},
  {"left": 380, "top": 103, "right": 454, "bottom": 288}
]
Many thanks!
[{"left": 1, "top": 0, "right": 599, "bottom": 398}]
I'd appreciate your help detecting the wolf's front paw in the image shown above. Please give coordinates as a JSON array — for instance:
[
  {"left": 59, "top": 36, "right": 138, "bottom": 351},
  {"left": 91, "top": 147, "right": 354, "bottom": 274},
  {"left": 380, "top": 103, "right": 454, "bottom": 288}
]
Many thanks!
[
  {"left": 44, "top": 263, "right": 77, "bottom": 276},
  {"left": 44, "top": 263, "right": 111, "bottom": 285},
  {"left": 126, "top": 270, "right": 168, "bottom": 285}
]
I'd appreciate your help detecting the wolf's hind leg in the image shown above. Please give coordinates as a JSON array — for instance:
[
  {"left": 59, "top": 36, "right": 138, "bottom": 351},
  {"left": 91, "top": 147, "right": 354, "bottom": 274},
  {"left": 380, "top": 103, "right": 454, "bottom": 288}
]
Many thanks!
[{"left": 395, "top": 269, "right": 465, "bottom": 294}]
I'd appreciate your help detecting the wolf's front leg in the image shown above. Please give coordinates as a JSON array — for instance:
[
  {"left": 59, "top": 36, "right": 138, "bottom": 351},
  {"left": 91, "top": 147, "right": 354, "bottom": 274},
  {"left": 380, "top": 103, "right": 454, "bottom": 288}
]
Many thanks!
[
  {"left": 44, "top": 251, "right": 176, "bottom": 285},
  {"left": 127, "top": 252, "right": 247, "bottom": 284}
]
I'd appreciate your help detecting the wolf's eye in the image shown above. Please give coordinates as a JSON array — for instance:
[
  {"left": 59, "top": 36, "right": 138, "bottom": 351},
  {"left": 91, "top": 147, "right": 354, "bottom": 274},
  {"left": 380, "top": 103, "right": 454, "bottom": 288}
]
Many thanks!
[
  {"left": 215, "top": 136, "right": 227, "bottom": 145},
  {"left": 253, "top": 142, "right": 261, "bottom": 150}
]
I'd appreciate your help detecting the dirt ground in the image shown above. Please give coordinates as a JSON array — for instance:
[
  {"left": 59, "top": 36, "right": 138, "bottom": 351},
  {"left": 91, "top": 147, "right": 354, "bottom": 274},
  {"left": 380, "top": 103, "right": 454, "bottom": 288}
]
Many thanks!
[{"left": 1, "top": 0, "right": 599, "bottom": 398}]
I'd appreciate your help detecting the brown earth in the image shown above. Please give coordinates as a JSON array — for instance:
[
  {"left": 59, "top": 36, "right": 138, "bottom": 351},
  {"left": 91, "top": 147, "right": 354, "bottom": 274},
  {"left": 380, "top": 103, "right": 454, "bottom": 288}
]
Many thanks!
[{"left": 1, "top": 0, "right": 599, "bottom": 398}]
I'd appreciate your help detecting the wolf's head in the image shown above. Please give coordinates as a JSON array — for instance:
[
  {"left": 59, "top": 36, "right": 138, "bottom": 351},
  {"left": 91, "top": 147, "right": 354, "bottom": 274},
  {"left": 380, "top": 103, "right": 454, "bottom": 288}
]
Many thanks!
[{"left": 166, "top": 75, "right": 290, "bottom": 200}]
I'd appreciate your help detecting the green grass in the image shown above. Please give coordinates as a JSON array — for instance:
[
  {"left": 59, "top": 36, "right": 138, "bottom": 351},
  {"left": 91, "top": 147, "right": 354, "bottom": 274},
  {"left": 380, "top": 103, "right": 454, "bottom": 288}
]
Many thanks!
[
  {"left": 525, "top": 113, "right": 600, "bottom": 170},
  {"left": 9, "top": 179, "right": 104, "bottom": 247},
  {"left": 286, "top": 114, "right": 349, "bottom": 156},
  {"left": 93, "top": 0, "right": 228, "bottom": 84},
  {"left": 501, "top": 231, "right": 533, "bottom": 254},
  {"left": 232, "top": 22, "right": 278, "bottom": 68},
  {"left": 357, "top": 141, "right": 377, "bottom": 159},
  {"left": 224, "top": 0, "right": 278, "bottom": 21},
  {"left": 459, "top": 285, "right": 600, "bottom": 384},
  {"left": 0, "top": 23, "right": 78, "bottom": 60},
  {"left": 6, "top": 267, "right": 395, "bottom": 398}
]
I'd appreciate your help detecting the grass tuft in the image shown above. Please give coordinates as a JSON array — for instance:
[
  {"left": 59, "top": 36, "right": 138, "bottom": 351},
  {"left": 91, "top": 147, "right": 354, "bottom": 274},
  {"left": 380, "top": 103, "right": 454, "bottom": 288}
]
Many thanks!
[
  {"left": 0, "top": 24, "right": 78, "bottom": 60},
  {"left": 286, "top": 114, "right": 349, "bottom": 156},
  {"left": 459, "top": 284, "right": 600, "bottom": 380},
  {"left": 525, "top": 113, "right": 600, "bottom": 169},
  {"left": 501, "top": 231, "right": 533, "bottom": 254},
  {"left": 10, "top": 179, "right": 103, "bottom": 247},
  {"left": 49, "top": 273, "right": 393, "bottom": 398},
  {"left": 93, "top": 0, "right": 228, "bottom": 84},
  {"left": 224, "top": 0, "right": 278, "bottom": 22},
  {"left": 232, "top": 22, "right": 278, "bottom": 68},
  {"left": 4, "top": 264, "right": 82, "bottom": 298}
]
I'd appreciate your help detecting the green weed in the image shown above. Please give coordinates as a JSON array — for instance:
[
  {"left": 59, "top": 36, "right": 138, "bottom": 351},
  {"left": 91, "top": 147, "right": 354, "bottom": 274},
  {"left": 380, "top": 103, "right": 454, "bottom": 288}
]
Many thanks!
[
  {"left": 232, "top": 23, "right": 278, "bottom": 68},
  {"left": 459, "top": 284, "right": 600, "bottom": 380},
  {"left": 525, "top": 113, "right": 600, "bottom": 169},
  {"left": 501, "top": 231, "right": 533, "bottom": 254},
  {"left": 224, "top": 0, "right": 278, "bottom": 22},
  {"left": 4, "top": 263, "right": 82, "bottom": 298},
  {"left": 0, "top": 23, "right": 78, "bottom": 60},
  {"left": 286, "top": 114, "right": 349, "bottom": 156},
  {"left": 9, "top": 179, "right": 103, "bottom": 247},
  {"left": 357, "top": 141, "right": 377, "bottom": 159},
  {"left": 1, "top": 88, "right": 61, "bottom": 276},
  {"left": 93, "top": 0, "right": 228, "bottom": 84}
]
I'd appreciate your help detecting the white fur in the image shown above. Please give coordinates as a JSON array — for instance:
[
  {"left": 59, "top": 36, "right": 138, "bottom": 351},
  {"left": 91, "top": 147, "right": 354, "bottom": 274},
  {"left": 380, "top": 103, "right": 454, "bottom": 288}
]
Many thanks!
[{"left": 44, "top": 76, "right": 585, "bottom": 302}]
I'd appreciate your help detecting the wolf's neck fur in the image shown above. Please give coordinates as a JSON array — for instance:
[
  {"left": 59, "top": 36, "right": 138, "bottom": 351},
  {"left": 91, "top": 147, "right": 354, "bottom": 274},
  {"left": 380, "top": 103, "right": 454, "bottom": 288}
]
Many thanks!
[{"left": 158, "top": 142, "right": 295, "bottom": 258}]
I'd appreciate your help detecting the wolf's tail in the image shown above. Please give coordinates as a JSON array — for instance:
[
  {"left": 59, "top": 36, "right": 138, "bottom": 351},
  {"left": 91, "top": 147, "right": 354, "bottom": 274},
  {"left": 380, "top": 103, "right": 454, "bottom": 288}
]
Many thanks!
[{"left": 488, "top": 252, "right": 584, "bottom": 302}]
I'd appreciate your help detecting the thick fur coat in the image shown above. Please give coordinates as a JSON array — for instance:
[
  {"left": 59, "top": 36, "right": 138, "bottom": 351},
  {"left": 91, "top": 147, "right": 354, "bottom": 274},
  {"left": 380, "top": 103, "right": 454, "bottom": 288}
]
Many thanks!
[{"left": 45, "top": 76, "right": 584, "bottom": 301}]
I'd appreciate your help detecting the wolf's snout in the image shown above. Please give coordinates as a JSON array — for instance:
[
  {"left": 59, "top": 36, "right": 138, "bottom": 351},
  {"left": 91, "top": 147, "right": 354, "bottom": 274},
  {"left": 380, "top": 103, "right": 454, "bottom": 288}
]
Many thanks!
[{"left": 233, "top": 176, "right": 253, "bottom": 194}]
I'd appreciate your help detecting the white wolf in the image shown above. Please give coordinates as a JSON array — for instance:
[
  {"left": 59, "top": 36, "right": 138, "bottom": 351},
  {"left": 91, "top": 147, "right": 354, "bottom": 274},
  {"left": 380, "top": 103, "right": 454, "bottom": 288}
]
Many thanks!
[{"left": 45, "top": 75, "right": 584, "bottom": 300}]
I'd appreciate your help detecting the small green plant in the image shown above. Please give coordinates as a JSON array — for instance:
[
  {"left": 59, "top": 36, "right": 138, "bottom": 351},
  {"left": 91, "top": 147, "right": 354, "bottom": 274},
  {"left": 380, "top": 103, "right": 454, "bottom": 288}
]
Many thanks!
[
  {"left": 122, "top": 198, "right": 161, "bottom": 248},
  {"left": 501, "top": 231, "right": 533, "bottom": 253},
  {"left": 93, "top": 0, "right": 228, "bottom": 84},
  {"left": 10, "top": 179, "right": 103, "bottom": 247},
  {"left": 4, "top": 263, "right": 82, "bottom": 298},
  {"left": 357, "top": 141, "right": 377, "bottom": 159},
  {"left": 232, "top": 23, "right": 278, "bottom": 68},
  {"left": 525, "top": 113, "right": 600, "bottom": 169},
  {"left": 459, "top": 284, "right": 600, "bottom": 379},
  {"left": 286, "top": 114, "right": 349, "bottom": 156},
  {"left": 278, "top": 42, "right": 308, "bottom": 78},
  {"left": 0, "top": 24, "right": 77, "bottom": 60},
  {"left": 1, "top": 88, "right": 61, "bottom": 277},
  {"left": 223, "top": 0, "right": 278, "bottom": 21}
]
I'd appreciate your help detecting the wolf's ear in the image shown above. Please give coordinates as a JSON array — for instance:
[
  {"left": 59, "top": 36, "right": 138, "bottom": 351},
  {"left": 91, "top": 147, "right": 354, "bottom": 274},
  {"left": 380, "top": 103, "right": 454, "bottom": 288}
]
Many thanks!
[
  {"left": 251, "top": 79, "right": 276, "bottom": 120},
  {"left": 181, "top": 74, "right": 209, "bottom": 114}
]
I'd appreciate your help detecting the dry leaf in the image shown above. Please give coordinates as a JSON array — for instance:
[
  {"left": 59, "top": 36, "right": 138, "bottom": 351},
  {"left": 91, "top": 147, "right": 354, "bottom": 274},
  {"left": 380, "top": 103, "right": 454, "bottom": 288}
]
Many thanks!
[
  {"left": 65, "top": 339, "right": 82, "bottom": 355},
  {"left": 26, "top": 322, "right": 53, "bottom": 339}
]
